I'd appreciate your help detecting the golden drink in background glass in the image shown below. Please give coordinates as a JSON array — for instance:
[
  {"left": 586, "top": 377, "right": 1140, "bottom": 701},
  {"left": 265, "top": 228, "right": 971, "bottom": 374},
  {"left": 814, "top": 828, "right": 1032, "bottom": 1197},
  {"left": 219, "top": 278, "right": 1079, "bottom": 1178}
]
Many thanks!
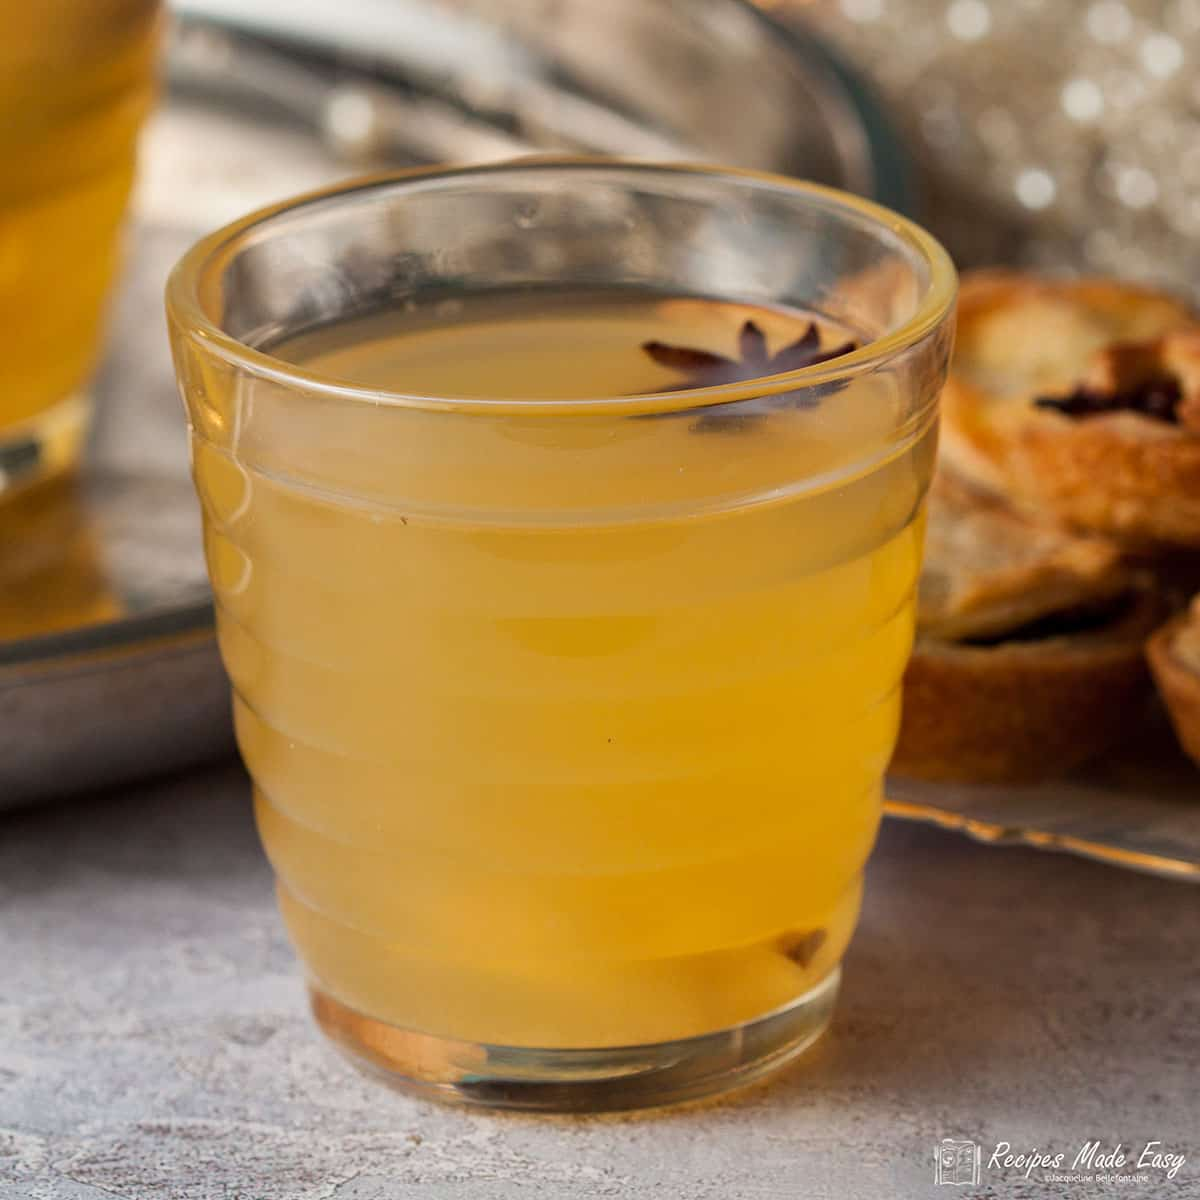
[
  {"left": 0, "top": 0, "right": 158, "bottom": 490},
  {"left": 168, "top": 163, "right": 955, "bottom": 1111}
]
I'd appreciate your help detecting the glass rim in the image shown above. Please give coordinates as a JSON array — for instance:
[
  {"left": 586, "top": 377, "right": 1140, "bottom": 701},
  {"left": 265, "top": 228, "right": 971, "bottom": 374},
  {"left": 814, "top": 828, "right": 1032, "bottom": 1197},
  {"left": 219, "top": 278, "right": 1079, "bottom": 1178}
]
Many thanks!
[{"left": 166, "top": 157, "right": 957, "bottom": 417}]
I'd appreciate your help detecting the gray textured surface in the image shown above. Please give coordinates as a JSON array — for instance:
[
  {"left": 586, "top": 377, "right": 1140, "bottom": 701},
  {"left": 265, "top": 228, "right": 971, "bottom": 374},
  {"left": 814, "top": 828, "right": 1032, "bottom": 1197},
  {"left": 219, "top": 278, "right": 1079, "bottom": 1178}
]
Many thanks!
[{"left": 1, "top": 768, "right": 1197, "bottom": 1200}]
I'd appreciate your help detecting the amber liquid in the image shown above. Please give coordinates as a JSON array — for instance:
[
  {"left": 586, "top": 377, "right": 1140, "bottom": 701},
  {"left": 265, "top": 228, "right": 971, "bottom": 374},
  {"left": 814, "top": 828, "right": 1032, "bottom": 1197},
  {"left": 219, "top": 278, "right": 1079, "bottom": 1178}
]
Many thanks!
[
  {"left": 194, "top": 292, "right": 934, "bottom": 1048},
  {"left": 0, "top": 0, "right": 158, "bottom": 448}
]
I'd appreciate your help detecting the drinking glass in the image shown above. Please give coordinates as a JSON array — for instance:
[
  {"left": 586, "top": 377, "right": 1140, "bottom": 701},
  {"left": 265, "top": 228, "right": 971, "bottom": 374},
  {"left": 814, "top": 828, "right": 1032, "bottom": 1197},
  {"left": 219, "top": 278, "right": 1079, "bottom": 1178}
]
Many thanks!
[
  {"left": 0, "top": 0, "right": 159, "bottom": 493},
  {"left": 167, "top": 161, "right": 955, "bottom": 1111}
]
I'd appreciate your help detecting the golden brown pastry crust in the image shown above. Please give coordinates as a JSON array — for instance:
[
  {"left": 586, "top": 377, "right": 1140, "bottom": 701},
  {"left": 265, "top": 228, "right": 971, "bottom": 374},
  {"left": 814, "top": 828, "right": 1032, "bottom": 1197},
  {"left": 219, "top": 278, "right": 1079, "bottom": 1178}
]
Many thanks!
[
  {"left": 918, "top": 472, "right": 1128, "bottom": 641},
  {"left": 893, "top": 588, "right": 1163, "bottom": 783},
  {"left": 941, "top": 271, "right": 1200, "bottom": 548},
  {"left": 1146, "top": 600, "right": 1200, "bottom": 767}
]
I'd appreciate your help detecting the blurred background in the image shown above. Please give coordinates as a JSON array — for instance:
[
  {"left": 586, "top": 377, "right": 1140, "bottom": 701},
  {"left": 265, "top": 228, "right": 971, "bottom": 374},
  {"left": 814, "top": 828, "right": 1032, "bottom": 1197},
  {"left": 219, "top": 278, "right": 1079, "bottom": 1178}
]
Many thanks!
[
  {"left": 151, "top": 0, "right": 1200, "bottom": 290},
  {"left": 794, "top": 0, "right": 1200, "bottom": 290}
]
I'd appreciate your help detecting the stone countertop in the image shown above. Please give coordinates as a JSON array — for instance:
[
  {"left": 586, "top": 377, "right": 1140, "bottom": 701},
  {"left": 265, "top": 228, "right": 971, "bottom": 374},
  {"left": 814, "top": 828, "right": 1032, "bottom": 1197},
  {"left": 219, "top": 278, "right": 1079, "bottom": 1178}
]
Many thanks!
[{"left": 1, "top": 766, "right": 1197, "bottom": 1200}]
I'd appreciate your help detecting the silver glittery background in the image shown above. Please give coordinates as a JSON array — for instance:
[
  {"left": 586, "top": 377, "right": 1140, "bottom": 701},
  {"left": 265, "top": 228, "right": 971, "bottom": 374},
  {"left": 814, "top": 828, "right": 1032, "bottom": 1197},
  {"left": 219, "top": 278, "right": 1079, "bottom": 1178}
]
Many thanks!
[{"left": 777, "top": 0, "right": 1200, "bottom": 297}]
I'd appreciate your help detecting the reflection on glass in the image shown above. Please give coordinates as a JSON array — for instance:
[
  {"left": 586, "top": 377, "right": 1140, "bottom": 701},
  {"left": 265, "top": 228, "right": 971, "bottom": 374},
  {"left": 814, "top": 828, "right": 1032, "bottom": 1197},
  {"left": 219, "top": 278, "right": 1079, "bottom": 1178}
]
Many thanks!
[{"left": 0, "top": 475, "right": 123, "bottom": 643}]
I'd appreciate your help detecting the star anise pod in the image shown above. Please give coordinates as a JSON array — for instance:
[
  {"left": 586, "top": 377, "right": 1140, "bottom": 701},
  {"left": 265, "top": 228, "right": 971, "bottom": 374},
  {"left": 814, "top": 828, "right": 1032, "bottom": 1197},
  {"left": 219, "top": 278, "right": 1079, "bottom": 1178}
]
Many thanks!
[
  {"left": 777, "top": 927, "right": 827, "bottom": 969},
  {"left": 642, "top": 319, "right": 859, "bottom": 433}
]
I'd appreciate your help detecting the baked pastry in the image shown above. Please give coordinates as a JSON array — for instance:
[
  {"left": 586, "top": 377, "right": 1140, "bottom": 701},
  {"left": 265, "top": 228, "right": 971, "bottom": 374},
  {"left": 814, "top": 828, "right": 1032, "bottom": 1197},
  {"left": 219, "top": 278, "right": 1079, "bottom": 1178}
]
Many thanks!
[
  {"left": 892, "top": 472, "right": 1162, "bottom": 783},
  {"left": 941, "top": 271, "right": 1200, "bottom": 548},
  {"left": 1146, "top": 596, "right": 1200, "bottom": 767}
]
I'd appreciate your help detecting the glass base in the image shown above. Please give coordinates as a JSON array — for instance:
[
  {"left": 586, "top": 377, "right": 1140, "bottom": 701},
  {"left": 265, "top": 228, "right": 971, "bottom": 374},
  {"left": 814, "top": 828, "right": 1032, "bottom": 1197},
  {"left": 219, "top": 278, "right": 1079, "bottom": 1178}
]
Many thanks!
[
  {"left": 310, "top": 966, "right": 839, "bottom": 1113},
  {"left": 0, "top": 392, "right": 90, "bottom": 496}
]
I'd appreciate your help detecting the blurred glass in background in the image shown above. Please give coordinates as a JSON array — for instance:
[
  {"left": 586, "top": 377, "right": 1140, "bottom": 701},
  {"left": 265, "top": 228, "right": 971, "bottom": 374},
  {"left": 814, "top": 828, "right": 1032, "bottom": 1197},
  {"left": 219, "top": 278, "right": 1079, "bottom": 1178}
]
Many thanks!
[{"left": 1, "top": 0, "right": 160, "bottom": 492}]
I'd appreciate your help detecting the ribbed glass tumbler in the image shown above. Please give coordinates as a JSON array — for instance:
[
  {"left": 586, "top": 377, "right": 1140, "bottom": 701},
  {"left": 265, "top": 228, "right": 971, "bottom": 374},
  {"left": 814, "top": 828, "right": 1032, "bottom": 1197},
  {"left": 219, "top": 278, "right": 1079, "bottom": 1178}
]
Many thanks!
[{"left": 167, "top": 161, "right": 955, "bottom": 1112}]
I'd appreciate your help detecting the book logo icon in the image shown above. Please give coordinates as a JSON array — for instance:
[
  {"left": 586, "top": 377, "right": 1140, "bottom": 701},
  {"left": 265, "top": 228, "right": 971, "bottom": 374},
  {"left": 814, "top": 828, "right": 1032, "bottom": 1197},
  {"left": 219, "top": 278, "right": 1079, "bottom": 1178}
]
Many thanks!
[{"left": 935, "top": 1138, "right": 981, "bottom": 1186}]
